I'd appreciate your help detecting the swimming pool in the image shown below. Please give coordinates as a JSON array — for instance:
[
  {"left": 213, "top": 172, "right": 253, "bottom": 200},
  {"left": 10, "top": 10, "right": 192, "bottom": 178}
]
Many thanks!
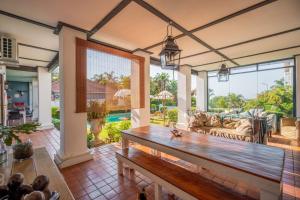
[{"left": 106, "top": 112, "right": 131, "bottom": 122}]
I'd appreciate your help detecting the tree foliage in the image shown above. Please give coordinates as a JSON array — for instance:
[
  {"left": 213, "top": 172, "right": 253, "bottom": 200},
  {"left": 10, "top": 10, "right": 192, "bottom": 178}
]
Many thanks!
[{"left": 209, "top": 78, "right": 293, "bottom": 117}]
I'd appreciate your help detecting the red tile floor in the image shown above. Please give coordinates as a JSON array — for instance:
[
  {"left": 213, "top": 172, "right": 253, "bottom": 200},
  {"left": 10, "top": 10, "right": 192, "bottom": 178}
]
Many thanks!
[{"left": 20, "top": 129, "right": 300, "bottom": 200}]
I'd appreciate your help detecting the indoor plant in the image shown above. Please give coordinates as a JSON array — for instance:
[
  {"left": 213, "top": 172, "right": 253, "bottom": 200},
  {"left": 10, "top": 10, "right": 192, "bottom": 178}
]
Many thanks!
[
  {"left": 0, "top": 123, "right": 39, "bottom": 161},
  {"left": 87, "top": 101, "right": 108, "bottom": 146}
]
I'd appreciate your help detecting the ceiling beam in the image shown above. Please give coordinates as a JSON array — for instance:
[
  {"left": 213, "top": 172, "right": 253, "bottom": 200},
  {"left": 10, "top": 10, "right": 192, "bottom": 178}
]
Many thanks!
[
  {"left": 18, "top": 43, "right": 58, "bottom": 53},
  {"left": 88, "top": 0, "right": 133, "bottom": 38},
  {"left": 150, "top": 57, "right": 160, "bottom": 66},
  {"left": 6, "top": 65, "right": 37, "bottom": 72},
  {"left": 54, "top": 21, "right": 88, "bottom": 35},
  {"left": 181, "top": 26, "right": 300, "bottom": 60},
  {"left": 192, "top": 44, "right": 300, "bottom": 68},
  {"left": 47, "top": 53, "right": 59, "bottom": 72},
  {"left": 88, "top": 38, "right": 132, "bottom": 53},
  {"left": 19, "top": 57, "right": 50, "bottom": 63},
  {"left": 143, "top": 0, "right": 278, "bottom": 51},
  {"left": 133, "top": 0, "right": 239, "bottom": 66},
  {"left": 0, "top": 10, "right": 55, "bottom": 30}
]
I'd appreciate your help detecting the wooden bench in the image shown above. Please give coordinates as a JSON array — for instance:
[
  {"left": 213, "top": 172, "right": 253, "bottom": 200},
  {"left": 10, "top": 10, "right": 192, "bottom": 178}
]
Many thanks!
[{"left": 116, "top": 148, "right": 248, "bottom": 200}]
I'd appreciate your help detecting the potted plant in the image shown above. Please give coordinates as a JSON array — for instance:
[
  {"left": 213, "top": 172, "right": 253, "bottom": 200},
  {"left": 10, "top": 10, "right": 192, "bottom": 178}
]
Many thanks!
[
  {"left": 0, "top": 123, "right": 39, "bottom": 161},
  {"left": 87, "top": 101, "right": 108, "bottom": 146}
]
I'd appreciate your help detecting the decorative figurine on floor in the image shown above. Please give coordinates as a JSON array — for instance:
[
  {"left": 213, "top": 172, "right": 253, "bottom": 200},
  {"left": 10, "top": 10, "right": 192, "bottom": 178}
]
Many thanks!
[
  {"left": 0, "top": 173, "right": 59, "bottom": 200},
  {"left": 138, "top": 187, "right": 147, "bottom": 200}
]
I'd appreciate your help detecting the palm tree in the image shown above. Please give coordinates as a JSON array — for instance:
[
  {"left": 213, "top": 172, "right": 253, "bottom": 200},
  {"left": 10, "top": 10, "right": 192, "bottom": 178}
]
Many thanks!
[{"left": 92, "top": 71, "right": 118, "bottom": 85}]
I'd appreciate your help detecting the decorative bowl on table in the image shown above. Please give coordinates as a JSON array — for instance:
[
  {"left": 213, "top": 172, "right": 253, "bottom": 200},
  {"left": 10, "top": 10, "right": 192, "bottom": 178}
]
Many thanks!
[
  {"left": 13, "top": 140, "right": 33, "bottom": 160},
  {"left": 170, "top": 129, "right": 183, "bottom": 137}
]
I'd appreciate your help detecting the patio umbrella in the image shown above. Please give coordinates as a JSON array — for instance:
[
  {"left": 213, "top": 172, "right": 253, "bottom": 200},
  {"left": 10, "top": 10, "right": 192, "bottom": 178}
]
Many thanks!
[
  {"left": 155, "top": 90, "right": 174, "bottom": 126},
  {"left": 155, "top": 90, "right": 173, "bottom": 100},
  {"left": 114, "top": 89, "right": 131, "bottom": 98}
]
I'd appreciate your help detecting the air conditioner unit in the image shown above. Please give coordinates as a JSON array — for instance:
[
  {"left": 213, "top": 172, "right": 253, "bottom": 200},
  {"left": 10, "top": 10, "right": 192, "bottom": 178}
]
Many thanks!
[{"left": 0, "top": 34, "right": 18, "bottom": 63}]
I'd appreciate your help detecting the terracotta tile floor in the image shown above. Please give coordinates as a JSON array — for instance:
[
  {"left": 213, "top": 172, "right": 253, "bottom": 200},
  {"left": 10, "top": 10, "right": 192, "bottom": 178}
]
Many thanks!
[{"left": 20, "top": 129, "right": 300, "bottom": 199}]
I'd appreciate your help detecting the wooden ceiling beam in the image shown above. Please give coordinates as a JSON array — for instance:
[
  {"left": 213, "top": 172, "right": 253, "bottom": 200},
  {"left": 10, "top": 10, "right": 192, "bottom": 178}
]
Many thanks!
[{"left": 88, "top": 0, "right": 133, "bottom": 38}]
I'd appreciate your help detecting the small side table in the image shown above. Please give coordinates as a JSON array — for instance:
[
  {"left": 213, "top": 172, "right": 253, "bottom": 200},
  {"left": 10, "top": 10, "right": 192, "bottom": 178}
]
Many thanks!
[{"left": 252, "top": 118, "right": 267, "bottom": 144}]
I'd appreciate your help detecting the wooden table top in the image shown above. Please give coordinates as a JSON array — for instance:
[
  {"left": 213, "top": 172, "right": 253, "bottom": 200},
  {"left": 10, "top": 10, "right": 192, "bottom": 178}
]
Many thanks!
[{"left": 122, "top": 125, "right": 285, "bottom": 183}]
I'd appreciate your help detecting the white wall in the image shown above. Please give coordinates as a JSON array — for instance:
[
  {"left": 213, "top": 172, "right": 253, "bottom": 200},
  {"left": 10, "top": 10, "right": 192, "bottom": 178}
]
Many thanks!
[{"left": 38, "top": 67, "right": 53, "bottom": 129}]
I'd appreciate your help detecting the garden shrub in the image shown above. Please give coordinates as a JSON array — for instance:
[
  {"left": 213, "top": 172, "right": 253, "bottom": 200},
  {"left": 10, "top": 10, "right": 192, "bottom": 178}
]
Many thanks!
[
  {"left": 101, "top": 120, "right": 131, "bottom": 143},
  {"left": 52, "top": 118, "right": 60, "bottom": 130},
  {"left": 167, "top": 109, "right": 178, "bottom": 122},
  {"left": 118, "top": 120, "right": 131, "bottom": 131},
  {"left": 87, "top": 132, "right": 94, "bottom": 148},
  {"left": 150, "top": 104, "right": 157, "bottom": 113},
  {"left": 51, "top": 106, "right": 60, "bottom": 119},
  {"left": 105, "top": 123, "right": 121, "bottom": 143}
]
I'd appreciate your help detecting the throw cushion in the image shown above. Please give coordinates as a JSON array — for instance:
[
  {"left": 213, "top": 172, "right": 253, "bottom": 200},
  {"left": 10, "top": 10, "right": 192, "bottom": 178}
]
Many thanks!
[
  {"left": 188, "top": 115, "right": 204, "bottom": 127},
  {"left": 205, "top": 114, "right": 222, "bottom": 127},
  {"left": 188, "top": 112, "right": 208, "bottom": 128},
  {"left": 223, "top": 118, "right": 240, "bottom": 129},
  {"left": 236, "top": 119, "right": 252, "bottom": 135}
]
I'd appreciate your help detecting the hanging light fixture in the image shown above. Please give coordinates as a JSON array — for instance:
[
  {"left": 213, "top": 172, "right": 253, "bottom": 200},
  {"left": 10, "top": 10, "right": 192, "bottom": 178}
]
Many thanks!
[
  {"left": 217, "top": 62, "right": 230, "bottom": 82},
  {"left": 159, "top": 21, "right": 181, "bottom": 71}
]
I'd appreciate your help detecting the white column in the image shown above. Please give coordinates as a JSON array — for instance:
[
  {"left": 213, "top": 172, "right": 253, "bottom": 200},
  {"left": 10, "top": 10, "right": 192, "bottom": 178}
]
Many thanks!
[
  {"left": 54, "top": 26, "right": 92, "bottom": 168},
  {"left": 37, "top": 67, "right": 53, "bottom": 129},
  {"left": 177, "top": 65, "right": 191, "bottom": 129},
  {"left": 295, "top": 55, "right": 300, "bottom": 141},
  {"left": 296, "top": 55, "right": 300, "bottom": 118},
  {"left": 32, "top": 78, "right": 39, "bottom": 121},
  {"left": 131, "top": 50, "right": 151, "bottom": 128},
  {"left": 0, "top": 65, "right": 7, "bottom": 125},
  {"left": 196, "top": 71, "right": 208, "bottom": 111}
]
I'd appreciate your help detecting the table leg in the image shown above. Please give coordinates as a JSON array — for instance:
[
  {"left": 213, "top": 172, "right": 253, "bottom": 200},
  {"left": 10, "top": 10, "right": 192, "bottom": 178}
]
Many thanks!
[
  {"left": 260, "top": 189, "right": 280, "bottom": 200},
  {"left": 154, "top": 183, "right": 162, "bottom": 200},
  {"left": 121, "top": 137, "right": 129, "bottom": 149},
  {"left": 117, "top": 159, "right": 123, "bottom": 176}
]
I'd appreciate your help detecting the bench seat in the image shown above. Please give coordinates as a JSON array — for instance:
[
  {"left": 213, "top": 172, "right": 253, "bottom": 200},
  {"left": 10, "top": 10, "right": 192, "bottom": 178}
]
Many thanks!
[{"left": 116, "top": 148, "right": 251, "bottom": 200}]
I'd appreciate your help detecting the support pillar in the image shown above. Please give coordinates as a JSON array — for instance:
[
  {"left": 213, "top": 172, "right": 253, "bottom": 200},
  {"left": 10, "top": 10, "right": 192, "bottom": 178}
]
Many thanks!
[
  {"left": 37, "top": 67, "right": 53, "bottom": 129},
  {"left": 196, "top": 71, "right": 208, "bottom": 111},
  {"left": 295, "top": 55, "right": 300, "bottom": 142},
  {"left": 131, "top": 50, "right": 151, "bottom": 128},
  {"left": 32, "top": 78, "right": 39, "bottom": 121},
  {"left": 177, "top": 65, "right": 191, "bottom": 129},
  {"left": 54, "top": 26, "right": 92, "bottom": 168}
]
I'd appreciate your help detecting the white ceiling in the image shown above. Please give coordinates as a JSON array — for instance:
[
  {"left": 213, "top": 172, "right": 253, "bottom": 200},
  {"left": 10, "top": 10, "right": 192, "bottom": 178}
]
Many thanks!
[
  {"left": 0, "top": 0, "right": 299, "bottom": 71},
  {"left": 92, "top": 2, "right": 182, "bottom": 50}
]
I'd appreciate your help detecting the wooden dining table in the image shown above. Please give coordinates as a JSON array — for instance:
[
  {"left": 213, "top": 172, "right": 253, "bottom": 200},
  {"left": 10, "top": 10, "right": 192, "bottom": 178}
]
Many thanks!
[{"left": 121, "top": 125, "right": 284, "bottom": 200}]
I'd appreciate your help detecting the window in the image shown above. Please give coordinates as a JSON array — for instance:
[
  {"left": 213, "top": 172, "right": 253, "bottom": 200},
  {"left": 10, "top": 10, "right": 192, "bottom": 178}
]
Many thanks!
[{"left": 208, "top": 58, "right": 295, "bottom": 117}]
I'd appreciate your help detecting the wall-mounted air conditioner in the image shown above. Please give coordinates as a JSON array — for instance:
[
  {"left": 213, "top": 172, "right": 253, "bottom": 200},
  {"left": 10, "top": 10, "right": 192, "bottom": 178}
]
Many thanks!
[{"left": 0, "top": 34, "right": 18, "bottom": 64}]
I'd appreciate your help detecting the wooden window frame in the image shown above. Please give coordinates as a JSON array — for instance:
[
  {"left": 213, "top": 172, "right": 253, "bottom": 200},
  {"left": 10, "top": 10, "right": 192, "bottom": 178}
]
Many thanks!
[{"left": 76, "top": 38, "right": 145, "bottom": 113}]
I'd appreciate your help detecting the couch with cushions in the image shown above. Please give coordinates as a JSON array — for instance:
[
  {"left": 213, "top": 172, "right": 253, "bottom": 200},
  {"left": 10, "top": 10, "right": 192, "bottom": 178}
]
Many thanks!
[{"left": 188, "top": 112, "right": 256, "bottom": 142}]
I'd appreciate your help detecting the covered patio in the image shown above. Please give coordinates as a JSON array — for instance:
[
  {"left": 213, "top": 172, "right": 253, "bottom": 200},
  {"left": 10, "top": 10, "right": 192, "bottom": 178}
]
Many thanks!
[{"left": 0, "top": 0, "right": 300, "bottom": 199}]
